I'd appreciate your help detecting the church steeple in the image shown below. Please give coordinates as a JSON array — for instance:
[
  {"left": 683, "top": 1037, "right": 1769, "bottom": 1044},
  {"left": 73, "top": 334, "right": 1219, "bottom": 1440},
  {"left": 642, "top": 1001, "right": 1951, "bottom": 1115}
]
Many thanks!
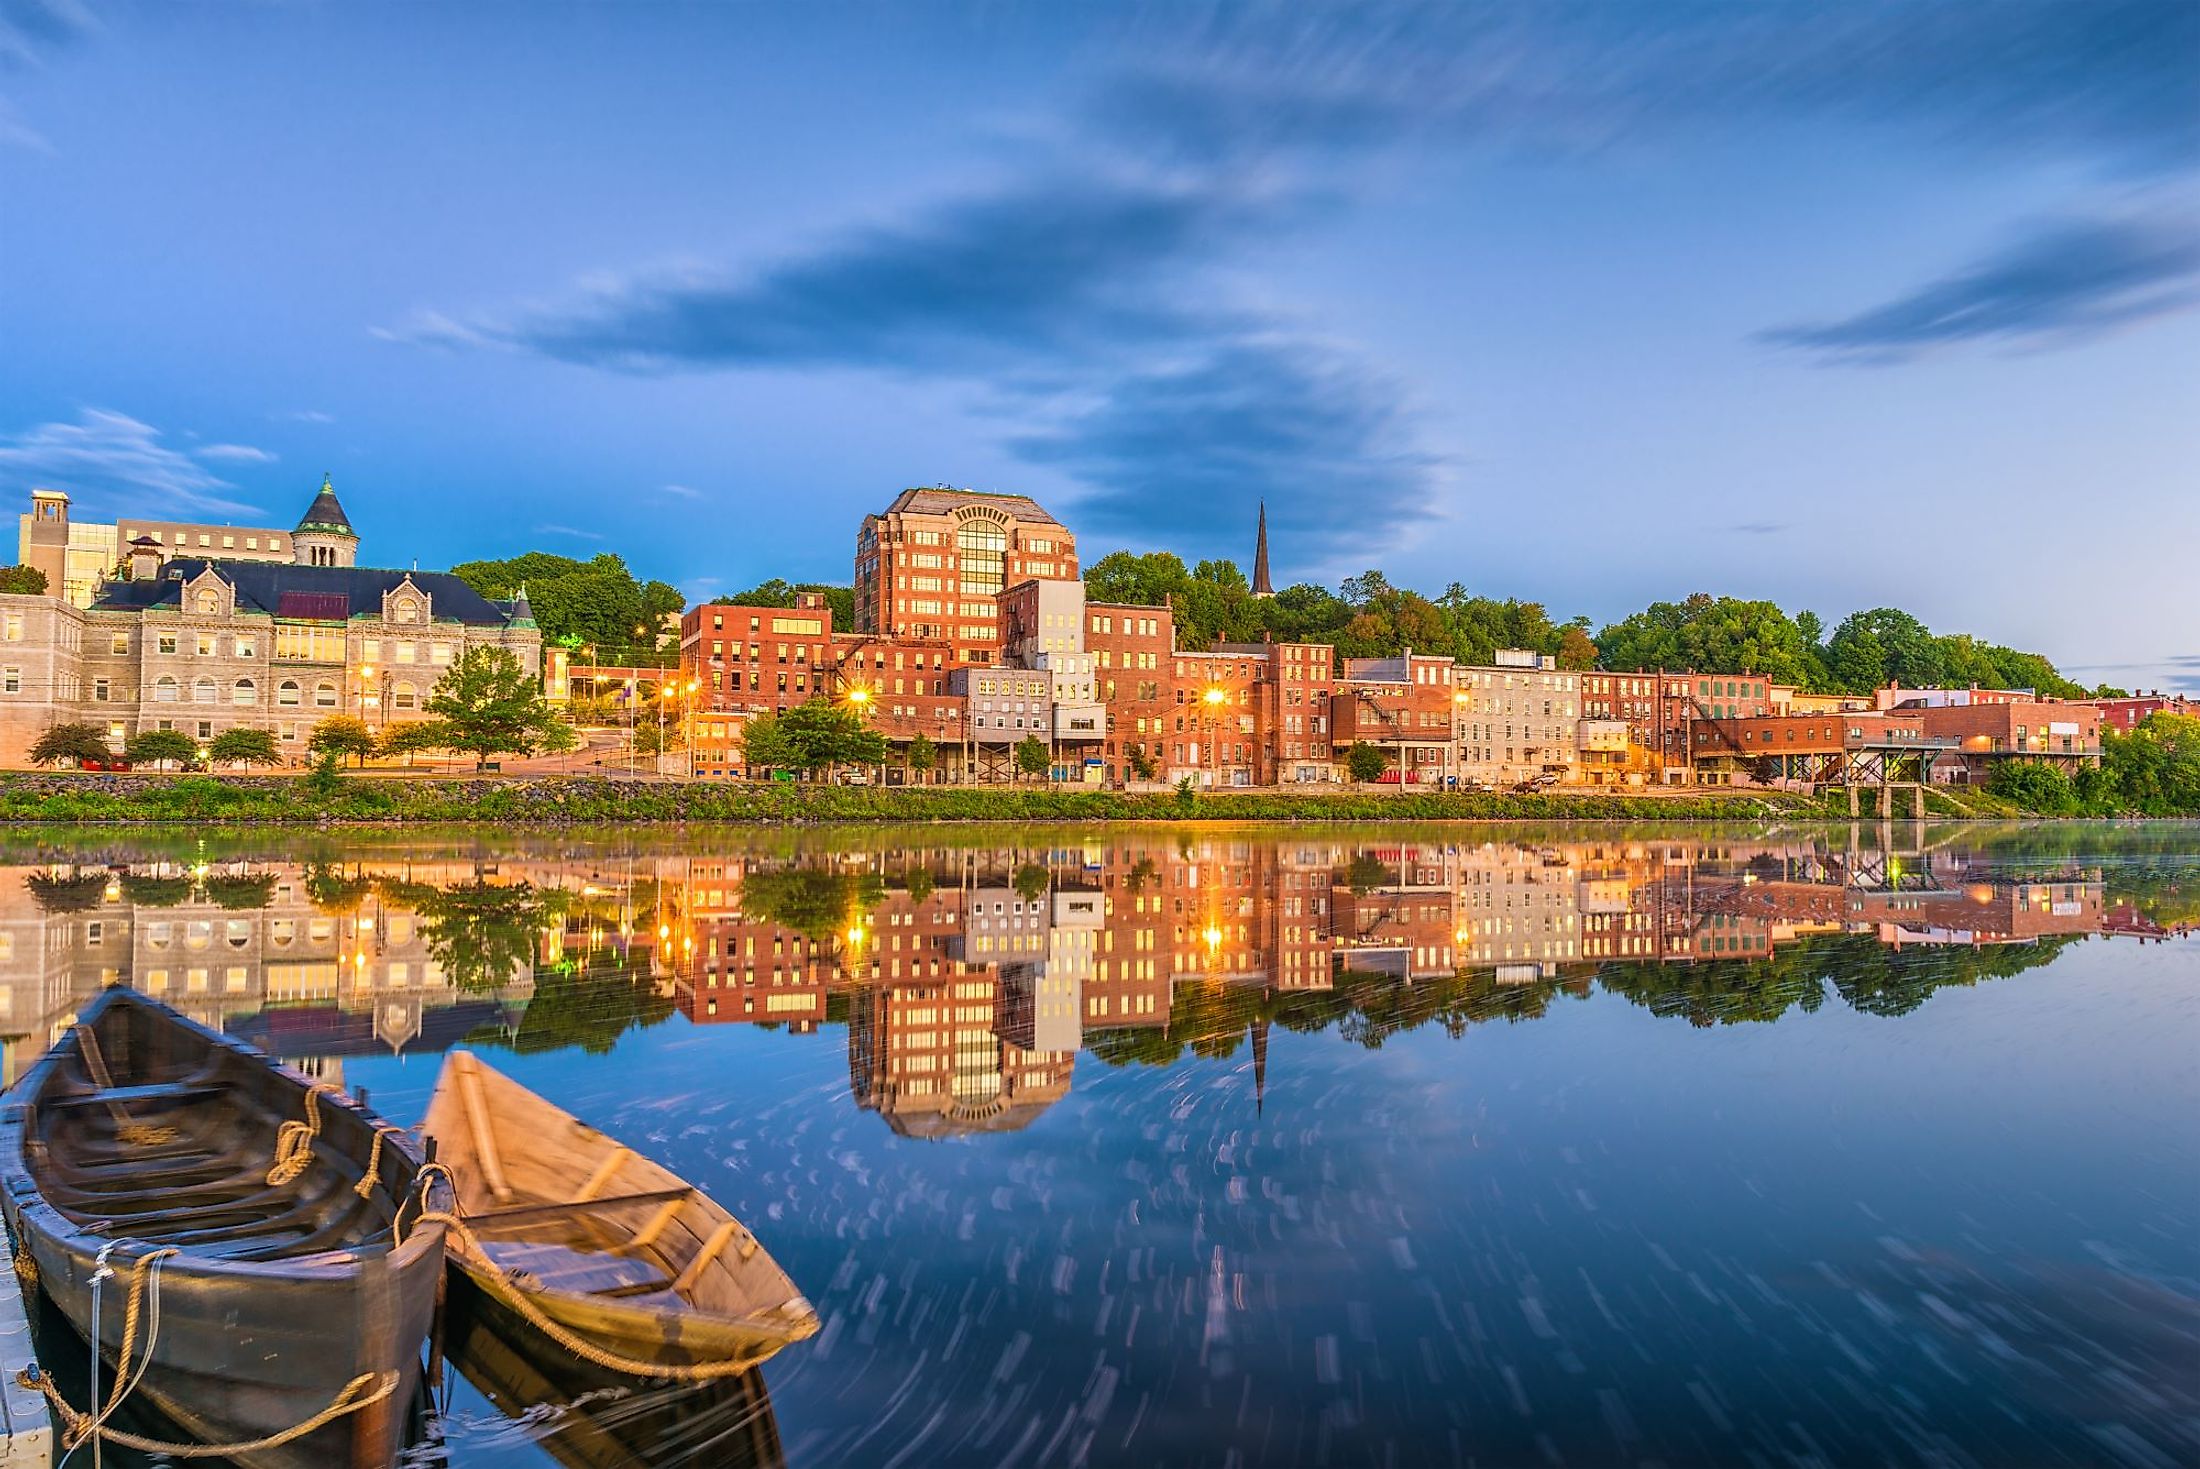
[{"left": 1251, "top": 501, "right": 1274, "bottom": 597}]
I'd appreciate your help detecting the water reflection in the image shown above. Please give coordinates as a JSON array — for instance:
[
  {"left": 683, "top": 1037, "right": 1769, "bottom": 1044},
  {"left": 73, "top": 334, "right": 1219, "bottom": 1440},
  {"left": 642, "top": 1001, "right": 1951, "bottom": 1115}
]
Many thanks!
[
  {"left": 0, "top": 827, "right": 2185, "bottom": 1114},
  {"left": 0, "top": 825, "right": 2192, "bottom": 1467}
]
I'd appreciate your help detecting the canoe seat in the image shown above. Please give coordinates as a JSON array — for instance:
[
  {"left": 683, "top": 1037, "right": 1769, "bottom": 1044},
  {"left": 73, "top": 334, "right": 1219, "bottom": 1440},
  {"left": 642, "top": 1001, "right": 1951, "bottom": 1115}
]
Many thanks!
[
  {"left": 463, "top": 1187, "right": 694, "bottom": 1230},
  {"left": 47, "top": 1082, "right": 224, "bottom": 1111},
  {"left": 478, "top": 1239, "right": 672, "bottom": 1298}
]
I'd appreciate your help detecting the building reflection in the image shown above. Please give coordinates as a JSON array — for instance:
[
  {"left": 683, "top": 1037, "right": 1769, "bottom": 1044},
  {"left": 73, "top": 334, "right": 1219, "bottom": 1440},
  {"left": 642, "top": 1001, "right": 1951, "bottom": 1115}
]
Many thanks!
[{"left": 0, "top": 832, "right": 2144, "bottom": 1126}]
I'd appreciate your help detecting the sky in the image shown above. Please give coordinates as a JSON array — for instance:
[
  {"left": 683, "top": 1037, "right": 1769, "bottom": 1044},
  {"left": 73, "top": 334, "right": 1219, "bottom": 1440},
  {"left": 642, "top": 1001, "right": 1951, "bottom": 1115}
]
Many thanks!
[{"left": 1, "top": 1, "right": 2195, "bottom": 689}]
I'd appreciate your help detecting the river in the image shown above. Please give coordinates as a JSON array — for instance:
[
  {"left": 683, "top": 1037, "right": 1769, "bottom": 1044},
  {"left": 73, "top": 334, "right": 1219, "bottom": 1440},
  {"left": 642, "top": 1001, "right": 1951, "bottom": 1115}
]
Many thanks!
[{"left": 2, "top": 822, "right": 2193, "bottom": 1467}]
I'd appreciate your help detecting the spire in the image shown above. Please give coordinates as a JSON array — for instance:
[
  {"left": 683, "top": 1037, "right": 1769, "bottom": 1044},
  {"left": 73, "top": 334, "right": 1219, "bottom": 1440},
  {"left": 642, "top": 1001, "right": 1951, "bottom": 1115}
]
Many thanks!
[
  {"left": 1251, "top": 1016, "right": 1269, "bottom": 1117},
  {"left": 295, "top": 474, "right": 357, "bottom": 538},
  {"left": 509, "top": 582, "right": 534, "bottom": 627},
  {"left": 1251, "top": 501, "right": 1274, "bottom": 597}
]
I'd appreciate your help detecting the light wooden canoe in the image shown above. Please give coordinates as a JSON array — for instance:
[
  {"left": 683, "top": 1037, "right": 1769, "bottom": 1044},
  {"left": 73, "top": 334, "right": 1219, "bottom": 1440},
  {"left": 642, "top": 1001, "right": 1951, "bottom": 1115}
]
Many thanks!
[
  {"left": 0, "top": 986, "right": 449, "bottom": 1468},
  {"left": 422, "top": 1050, "right": 818, "bottom": 1375}
]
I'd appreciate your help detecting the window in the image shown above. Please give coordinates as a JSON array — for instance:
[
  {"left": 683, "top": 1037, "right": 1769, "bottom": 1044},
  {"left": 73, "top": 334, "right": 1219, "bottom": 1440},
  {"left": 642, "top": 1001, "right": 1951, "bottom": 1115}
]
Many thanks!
[
  {"left": 92, "top": 677, "right": 109, "bottom": 702},
  {"left": 234, "top": 636, "right": 255, "bottom": 658},
  {"left": 313, "top": 681, "right": 337, "bottom": 708},
  {"left": 430, "top": 642, "right": 453, "bottom": 665},
  {"left": 394, "top": 641, "right": 416, "bottom": 664},
  {"left": 0, "top": 667, "right": 16, "bottom": 695},
  {"left": 195, "top": 720, "right": 212, "bottom": 739},
  {"left": 1, "top": 612, "right": 20, "bottom": 641},
  {"left": 196, "top": 593, "right": 220, "bottom": 617},
  {"left": 192, "top": 677, "right": 216, "bottom": 703},
  {"left": 395, "top": 601, "right": 417, "bottom": 623},
  {"left": 158, "top": 633, "right": 178, "bottom": 655},
  {"left": 110, "top": 633, "right": 129, "bottom": 655},
  {"left": 277, "top": 680, "right": 301, "bottom": 707},
  {"left": 232, "top": 678, "right": 255, "bottom": 705},
  {"left": 393, "top": 681, "right": 417, "bottom": 710},
  {"left": 154, "top": 675, "right": 179, "bottom": 702}
]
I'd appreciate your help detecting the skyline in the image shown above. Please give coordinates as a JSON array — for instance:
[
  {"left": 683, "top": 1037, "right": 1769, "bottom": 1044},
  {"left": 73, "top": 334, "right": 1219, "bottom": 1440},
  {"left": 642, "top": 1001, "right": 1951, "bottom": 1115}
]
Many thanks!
[{"left": 2, "top": 2, "right": 2195, "bottom": 689}]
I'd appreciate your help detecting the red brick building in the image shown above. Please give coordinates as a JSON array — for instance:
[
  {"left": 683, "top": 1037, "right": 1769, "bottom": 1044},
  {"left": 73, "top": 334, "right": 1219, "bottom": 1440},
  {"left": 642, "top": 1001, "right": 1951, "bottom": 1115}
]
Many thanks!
[
  {"left": 2084, "top": 693, "right": 2197, "bottom": 734},
  {"left": 852, "top": 487, "right": 1076, "bottom": 665},
  {"left": 1086, "top": 601, "right": 1173, "bottom": 786}
]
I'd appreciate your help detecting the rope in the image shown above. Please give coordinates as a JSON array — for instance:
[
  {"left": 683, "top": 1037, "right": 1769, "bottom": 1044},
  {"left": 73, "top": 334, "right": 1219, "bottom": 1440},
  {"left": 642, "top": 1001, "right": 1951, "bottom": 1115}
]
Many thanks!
[
  {"left": 416, "top": 1209, "right": 774, "bottom": 1382},
  {"left": 265, "top": 1082, "right": 345, "bottom": 1187},
  {"left": 354, "top": 1125, "right": 401, "bottom": 1201},
  {"left": 17, "top": 1364, "right": 395, "bottom": 1459},
  {"left": 114, "top": 1122, "right": 179, "bottom": 1148},
  {"left": 11, "top": 1237, "right": 33, "bottom": 1286}
]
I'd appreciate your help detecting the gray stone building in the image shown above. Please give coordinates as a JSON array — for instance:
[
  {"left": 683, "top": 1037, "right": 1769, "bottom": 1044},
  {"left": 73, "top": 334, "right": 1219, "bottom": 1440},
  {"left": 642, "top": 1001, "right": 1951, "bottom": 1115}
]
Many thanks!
[{"left": 0, "top": 479, "right": 539, "bottom": 765}]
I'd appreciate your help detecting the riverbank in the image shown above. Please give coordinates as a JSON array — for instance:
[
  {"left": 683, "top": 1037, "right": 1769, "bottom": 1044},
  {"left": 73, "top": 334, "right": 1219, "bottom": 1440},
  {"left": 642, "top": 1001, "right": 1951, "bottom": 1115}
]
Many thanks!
[{"left": 0, "top": 772, "right": 1840, "bottom": 824}]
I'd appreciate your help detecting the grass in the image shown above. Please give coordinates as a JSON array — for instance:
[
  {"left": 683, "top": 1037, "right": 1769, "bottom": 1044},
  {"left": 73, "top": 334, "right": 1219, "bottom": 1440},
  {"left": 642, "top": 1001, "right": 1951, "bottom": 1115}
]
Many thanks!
[{"left": 0, "top": 772, "right": 1826, "bottom": 825}]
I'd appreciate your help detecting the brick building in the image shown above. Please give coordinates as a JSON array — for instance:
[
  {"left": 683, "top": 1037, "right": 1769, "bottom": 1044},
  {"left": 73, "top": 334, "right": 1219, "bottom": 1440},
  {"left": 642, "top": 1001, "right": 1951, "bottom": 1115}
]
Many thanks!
[
  {"left": 1087, "top": 601, "right": 1173, "bottom": 786},
  {"left": 852, "top": 487, "right": 1076, "bottom": 664}
]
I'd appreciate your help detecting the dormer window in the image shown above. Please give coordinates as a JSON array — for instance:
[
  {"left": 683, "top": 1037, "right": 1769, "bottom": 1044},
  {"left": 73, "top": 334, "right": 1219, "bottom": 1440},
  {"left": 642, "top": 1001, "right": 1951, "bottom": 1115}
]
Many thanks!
[
  {"left": 395, "top": 601, "right": 417, "bottom": 623},
  {"left": 196, "top": 591, "right": 220, "bottom": 615}
]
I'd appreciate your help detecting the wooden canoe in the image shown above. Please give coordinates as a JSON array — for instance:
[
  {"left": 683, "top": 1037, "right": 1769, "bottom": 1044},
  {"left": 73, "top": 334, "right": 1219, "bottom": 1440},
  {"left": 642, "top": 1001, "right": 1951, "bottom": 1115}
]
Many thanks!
[
  {"left": 0, "top": 986, "right": 450, "bottom": 1468},
  {"left": 423, "top": 1050, "right": 818, "bottom": 1375},
  {"left": 445, "top": 1269, "right": 786, "bottom": 1469}
]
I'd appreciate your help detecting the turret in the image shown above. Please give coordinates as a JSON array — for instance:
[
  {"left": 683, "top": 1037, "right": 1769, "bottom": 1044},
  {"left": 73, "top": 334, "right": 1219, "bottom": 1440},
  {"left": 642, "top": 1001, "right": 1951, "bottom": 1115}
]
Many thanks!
[{"left": 292, "top": 475, "right": 359, "bottom": 568}]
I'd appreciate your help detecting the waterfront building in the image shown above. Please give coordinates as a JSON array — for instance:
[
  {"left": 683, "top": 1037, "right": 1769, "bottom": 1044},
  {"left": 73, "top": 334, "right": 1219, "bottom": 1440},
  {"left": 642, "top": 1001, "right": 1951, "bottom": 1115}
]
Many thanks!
[
  {"left": 19, "top": 487, "right": 304, "bottom": 608},
  {"left": 853, "top": 487, "right": 1077, "bottom": 664},
  {"left": 1449, "top": 650, "right": 1581, "bottom": 788},
  {"left": 0, "top": 480, "right": 538, "bottom": 766},
  {"left": 2084, "top": 692, "right": 2198, "bottom": 733},
  {"left": 1334, "top": 651, "right": 1460, "bottom": 784},
  {"left": 1086, "top": 601, "right": 1174, "bottom": 785}
]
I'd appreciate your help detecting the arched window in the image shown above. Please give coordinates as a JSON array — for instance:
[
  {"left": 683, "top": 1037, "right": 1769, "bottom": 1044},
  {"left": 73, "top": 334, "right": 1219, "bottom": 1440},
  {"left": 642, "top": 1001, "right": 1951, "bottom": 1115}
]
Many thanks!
[
  {"left": 232, "top": 678, "right": 255, "bottom": 706},
  {"left": 395, "top": 601, "right": 417, "bottom": 623},
  {"left": 313, "top": 681, "right": 336, "bottom": 708},
  {"left": 392, "top": 681, "right": 417, "bottom": 711},
  {"left": 277, "top": 680, "right": 301, "bottom": 707},
  {"left": 193, "top": 677, "right": 216, "bottom": 704},
  {"left": 196, "top": 591, "right": 220, "bottom": 615},
  {"left": 154, "top": 675, "right": 179, "bottom": 703},
  {"left": 956, "top": 516, "right": 1008, "bottom": 596}
]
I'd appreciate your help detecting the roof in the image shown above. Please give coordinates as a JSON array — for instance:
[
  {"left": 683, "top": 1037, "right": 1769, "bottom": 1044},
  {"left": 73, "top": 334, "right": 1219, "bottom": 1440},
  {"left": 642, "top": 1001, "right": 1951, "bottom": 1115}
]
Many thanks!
[
  {"left": 880, "top": 486, "right": 1064, "bottom": 526},
  {"left": 295, "top": 476, "right": 357, "bottom": 537},
  {"left": 90, "top": 560, "right": 524, "bottom": 627}
]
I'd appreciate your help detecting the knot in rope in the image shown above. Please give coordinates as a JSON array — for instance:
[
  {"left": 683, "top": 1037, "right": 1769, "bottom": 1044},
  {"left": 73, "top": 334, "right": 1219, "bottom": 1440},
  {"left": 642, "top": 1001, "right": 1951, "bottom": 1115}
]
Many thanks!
[{"left": 266, "top": 1082, "right": 345, "bottom": 1187}]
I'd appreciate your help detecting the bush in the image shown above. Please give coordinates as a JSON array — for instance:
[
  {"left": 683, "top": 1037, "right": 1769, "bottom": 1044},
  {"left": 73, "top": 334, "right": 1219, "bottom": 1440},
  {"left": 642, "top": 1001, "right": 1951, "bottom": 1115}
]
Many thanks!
[{"left": 1986, "top": 760, "right": 2079, "bottom": 816}]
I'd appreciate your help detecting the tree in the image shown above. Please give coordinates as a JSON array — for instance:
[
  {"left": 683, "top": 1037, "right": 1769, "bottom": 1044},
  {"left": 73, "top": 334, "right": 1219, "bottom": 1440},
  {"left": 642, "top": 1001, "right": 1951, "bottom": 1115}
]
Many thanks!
[
  {"left": 1013, "top": 863, "right": 1051, "bottom": 903},
  {"left": 1556, "top": 623, "right": 1598, "bottom": 670},
  {"left": 125, "top": 728, "right": 199, "bottom": 771},
  {"left": 0, "top": 565, "right": 48, "bottom": 595},
  {"left": 1986, "top": 760, "right": 2079, "bottom": 816},
  {"left": 207, "top": 727, "right": 281, "bottom": 767},
  {"left": 307, "top": 715, "right": 377, "bottom": 768},
  {"left": 906, "top": 732, "right": 936, "bottom": 780},
  {"left": 1595, "top": 594, "right": 1818, "bottom": 689},
  {"left": 1344, "top": 741, "right": 1388, "bottom": 784},
  {"left": 745, "top": 699, "right": 886, "bottom": 781},
  {"left": 723, "top": 579, "right": 855, "bottom": 630},
  {"left": 448, "top": 551, "right": 682, "bottom": 657},
  {"left": 1127, "top": 743, "right": 1159, "bottom": 782},
  {"left": 426, "top": 647, "right": 563, "bottom": 767},
  {"left": 1014, "top": 735, "right": 1051, "bottom": 782},
  {"left": 377, "top": 719, "right": 455, "bottom": 761},
  {"left": 29, "top": 722, "right": 113, "bottom": 767},
  {"left": 631, "top": 718, "right": 677, "bottom": 757}
]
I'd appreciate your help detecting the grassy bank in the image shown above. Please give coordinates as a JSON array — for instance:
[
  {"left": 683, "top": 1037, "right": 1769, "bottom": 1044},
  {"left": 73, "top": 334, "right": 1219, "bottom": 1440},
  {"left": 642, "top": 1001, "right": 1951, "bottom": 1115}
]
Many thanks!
[{"left": 0, "top": 772, "right": 1824, "bottom": 824}]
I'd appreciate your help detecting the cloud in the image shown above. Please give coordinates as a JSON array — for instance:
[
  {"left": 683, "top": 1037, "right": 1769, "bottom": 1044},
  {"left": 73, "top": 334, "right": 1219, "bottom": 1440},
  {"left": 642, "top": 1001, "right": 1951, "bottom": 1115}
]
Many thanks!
[
  {"left": 392, "top": 169, "right": 1277, "bottom": 374},
  {"left": 1, "top": 0, "right": 99, "bottom": 151},
  {"left": 0, "top": 407, "right": 261, "bottom": 516},
  {"left": 280, "top": 409, "right": 335, "bottom": 425},
  {"left": 193, "top": 442, "right": 276, "bottom": 464},
  {"left": 1013, "top": 340, "right": 1439, "bottom": 556},
  {"left": 533, "top": 522, "right": 605, "bottom": 542},
  {"left": 1731, "top": 521, "right": 1790, "bottom": 536},
  {"left": 1759, "top": 213, "right": 2200, "bottom": 362},
  {"left": 656, "top": 483, "right": 704, "bottom": 500}
]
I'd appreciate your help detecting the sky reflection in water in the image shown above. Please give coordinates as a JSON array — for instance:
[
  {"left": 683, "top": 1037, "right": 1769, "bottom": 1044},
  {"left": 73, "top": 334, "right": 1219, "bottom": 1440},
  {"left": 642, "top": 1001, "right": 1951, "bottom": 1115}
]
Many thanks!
[{"left": 2, "top": 824, "right": 2193, "bottom": 1468}]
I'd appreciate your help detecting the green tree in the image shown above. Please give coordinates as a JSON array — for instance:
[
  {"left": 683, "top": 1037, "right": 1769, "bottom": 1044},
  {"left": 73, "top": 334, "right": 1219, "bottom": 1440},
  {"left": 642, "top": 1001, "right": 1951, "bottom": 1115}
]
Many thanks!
[
  {"left": 722, "top": 580, "right": 855, "bottom": 630},
  {"left": 426, "top": 647, "right": 562, "bottom": 766},
  {"left": 1344, "top": 741, "right": 1388, "bottom": 784},
  {"left": 1013, "top": 862, "right": 1051, "bottom": 903},
  {"left": 1595, "top": 594, "right": 1818, "bottom": 688},
  {"left": 207, "top": 727, "right": 281, "bottom": 767},
  {"left": 448, "top": 551, "right": 683, "bottom": 658},
  {"left": 29, "top": 722, "right": 113, "bottom": 767},
  {"left": 1127, "top": 743, "right": 1160, "bottom": 781},
  {"left": 1556, "top": 623, "right": 1599, "bottom": 670},
  {"left": 0, "top": 565, "right": 48, "bottom": 595},
  {"left": 307, "top": 714, "right": 377, "bottom": 768},
  {"left": 751, "top": 699, "right": 888, "bottom": 780},
  {"left": 125, "top": 728, "right": 199, "bottom": 770},
  {"left": 377, "top": 719, "right": 454, "bottom": 761},
  {"left": 1986, "top": 760, "right": 2079, "bottom": 815},
  {"left": 1014, "top": 735, "right": 1051, "bottom": 782},
  {"left": 906, "top": 732, "right": 936, "bottom": 780}
]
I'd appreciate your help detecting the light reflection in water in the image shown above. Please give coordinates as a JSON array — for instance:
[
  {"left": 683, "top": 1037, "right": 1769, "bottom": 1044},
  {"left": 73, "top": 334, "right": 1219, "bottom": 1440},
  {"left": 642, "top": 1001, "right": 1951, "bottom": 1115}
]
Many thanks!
[{"left": 0, "top": 824, "right": 2193, "bottom": 1467}]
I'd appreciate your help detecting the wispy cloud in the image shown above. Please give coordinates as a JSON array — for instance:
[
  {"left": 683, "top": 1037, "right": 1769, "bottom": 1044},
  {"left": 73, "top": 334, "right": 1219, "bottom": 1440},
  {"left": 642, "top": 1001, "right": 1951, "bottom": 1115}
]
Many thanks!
[
  {"left": 534, "top": 522, "right": 605, "bottom": 542},
  {"left": 279, "top": 409, "right": 335, "bottom": 425},
  {"left": 1, "top": 0, "right": 100, "bottom": 151},
  {"left": 0, "top": 407, "right": 261, "bottom": 517},
  {"left": 193, "top": 442, "right": 276, "bottom": 464},
  {"left": 387, "top": 1, "right": 2200, "bottom": 555},
  {"left": 1761, "top": 213, "right": 2200, "bottom": 362},
  {"left": 656, "top": 483, "right": 705, "bottom": 501},
  {"left": 1730, "top": 521, "right": 1790, "bottom": 536},
  {"left": 1014, "top": 341, "right": 1439, "bottom": 554}
]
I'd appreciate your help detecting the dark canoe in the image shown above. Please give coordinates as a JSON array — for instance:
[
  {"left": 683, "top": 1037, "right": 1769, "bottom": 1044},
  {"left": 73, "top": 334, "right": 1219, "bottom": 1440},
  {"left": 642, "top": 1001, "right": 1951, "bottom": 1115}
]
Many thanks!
[
  {"left": 0, "top": 986, "right": 451, "bottom": 1469},
  {"left": 446, "top": 1271, "right": 786, "bottom": 1469}
]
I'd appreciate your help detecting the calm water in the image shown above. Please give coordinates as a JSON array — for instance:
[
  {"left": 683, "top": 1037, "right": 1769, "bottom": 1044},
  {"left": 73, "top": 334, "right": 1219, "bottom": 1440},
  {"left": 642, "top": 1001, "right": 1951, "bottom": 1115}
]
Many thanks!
[{"left": 2, "top": 823, "right": 2194, "bottom": 1468}]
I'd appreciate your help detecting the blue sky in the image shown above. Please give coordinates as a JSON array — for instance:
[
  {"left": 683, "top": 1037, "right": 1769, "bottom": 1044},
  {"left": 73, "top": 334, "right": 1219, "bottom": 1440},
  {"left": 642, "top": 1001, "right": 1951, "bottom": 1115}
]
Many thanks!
[{"left": 2, "top": 1, "right": 2195, "bottom": 687}]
